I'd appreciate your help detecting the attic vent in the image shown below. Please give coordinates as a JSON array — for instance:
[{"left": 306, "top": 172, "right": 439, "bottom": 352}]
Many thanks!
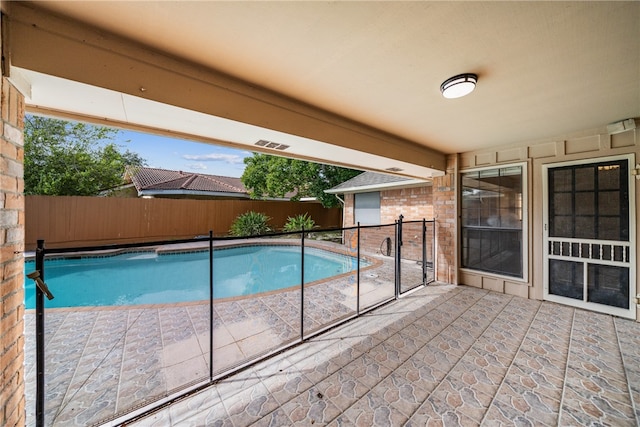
[
  {"left": 385, "top": 167, "right": 403, "bottom": 172},
  {"left": 255, "top": 140, "right": 290, "bottom": 151}
]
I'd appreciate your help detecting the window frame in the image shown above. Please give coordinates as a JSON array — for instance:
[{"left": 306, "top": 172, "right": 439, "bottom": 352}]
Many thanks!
[{"left": 459, "top": 162, "right": 529, "bottom": 282}]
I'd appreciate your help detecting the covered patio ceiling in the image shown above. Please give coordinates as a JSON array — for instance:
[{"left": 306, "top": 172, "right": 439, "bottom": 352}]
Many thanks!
[{"left": 4, "top": 1, "right": 640, "bottom": 178}]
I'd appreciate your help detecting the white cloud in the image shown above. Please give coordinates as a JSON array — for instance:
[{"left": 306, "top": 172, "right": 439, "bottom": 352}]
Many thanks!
[
  {"left": 187, "top": 162, "right": 208, "bottom": 170},
  {"left": 183, "top": 153, "right": 245, "bottom": 164}
]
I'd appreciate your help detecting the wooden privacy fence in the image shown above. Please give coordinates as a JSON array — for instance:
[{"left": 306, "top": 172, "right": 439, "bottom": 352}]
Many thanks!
[{"left": 25, "top": 196, "right": 342, "bottom": 250}]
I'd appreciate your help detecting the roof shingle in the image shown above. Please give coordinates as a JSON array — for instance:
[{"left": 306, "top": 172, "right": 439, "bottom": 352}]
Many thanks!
[
  {"left": 326, "top": 171, "right": 428, "bottom": 193},
  {"left": 129, "top": 167, "right": 247, "bottom": 195}
]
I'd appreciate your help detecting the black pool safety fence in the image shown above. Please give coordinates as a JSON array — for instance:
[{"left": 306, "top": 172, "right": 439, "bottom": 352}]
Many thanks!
[{"left": 27, "top": 217, "right": 435, "bottom": 427}]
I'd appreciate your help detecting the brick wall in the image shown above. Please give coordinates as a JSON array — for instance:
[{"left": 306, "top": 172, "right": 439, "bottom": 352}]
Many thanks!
[
  {"left": 344, "top": 225, "right": 397, "bottom": 258},
  {"left": 0, "top": 77, "right": 26, "bottom": 427},
  {"left": 343, "top": 186, "right": 433, "bottom": 227},
  {"left": 432, "top": 155, "right": 457, "bottom": 284},
  {"left": 380, "top": 186, "right": 433, "bottom": 223},
  {"left": 342, "top": 186, "right": 434, "bottom": 260}
]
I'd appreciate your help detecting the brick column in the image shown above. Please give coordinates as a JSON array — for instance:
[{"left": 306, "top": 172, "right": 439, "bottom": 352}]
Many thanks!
[
  {"left": 432, "top": 155, "right": 457, "bottom": 284},
  {"left": 1, "top": 77, "right": 26, "bottom": 427}
]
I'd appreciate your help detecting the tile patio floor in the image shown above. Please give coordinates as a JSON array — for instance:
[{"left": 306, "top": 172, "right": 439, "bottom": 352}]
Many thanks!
[
  {"left": 128, "top": 284, "right": 640, "bottom": 427},
  {"left": 25, "top": 243, "right": 640, "bottom": 427},
  {"left": 25, "top": 247, "right": 424, "bottom": 426}
]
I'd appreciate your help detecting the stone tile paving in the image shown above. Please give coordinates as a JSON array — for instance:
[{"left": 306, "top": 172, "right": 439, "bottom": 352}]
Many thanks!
[
  {"left": 25, "top": 250, "right": 412, "bottom": 426},
  {"left": 131, "top": 285, "right": 640, "bottom": 427}
]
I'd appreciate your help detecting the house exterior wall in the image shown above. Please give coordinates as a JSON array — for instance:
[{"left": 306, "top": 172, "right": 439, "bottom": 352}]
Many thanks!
[
  {"left": 0, "top": 77, "right": 26, "bottom": 427},
  {"left": 433, "top": 155, "right": 457, "bottom": 284},
  {"left": 380, "top": 186, "right": 433, "bottom": 224},
  {"left": 341, "top": 185, "right": 435, "bottom": 264},
  {"left": 457, "top": 124, "right": 640, "bottom": 320}
]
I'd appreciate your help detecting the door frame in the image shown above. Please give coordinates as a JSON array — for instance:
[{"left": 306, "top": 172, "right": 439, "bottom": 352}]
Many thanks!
[{"left": 542, "top": 153, "right": 636, "bottom": 319}]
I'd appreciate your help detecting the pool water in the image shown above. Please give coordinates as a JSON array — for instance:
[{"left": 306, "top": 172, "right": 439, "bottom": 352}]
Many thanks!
[{"left": 24, "top": 245, "right": 366, "bottom": 308}]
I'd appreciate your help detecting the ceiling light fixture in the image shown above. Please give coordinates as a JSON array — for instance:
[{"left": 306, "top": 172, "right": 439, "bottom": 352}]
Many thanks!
[{"left": 440, "top": 73, "right": 478, "bottom": 99}]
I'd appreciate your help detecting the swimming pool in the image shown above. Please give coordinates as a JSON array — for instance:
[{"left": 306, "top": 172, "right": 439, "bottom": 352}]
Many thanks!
[{"left": 24, "top": 245, "right": 367, "bottom": 309}]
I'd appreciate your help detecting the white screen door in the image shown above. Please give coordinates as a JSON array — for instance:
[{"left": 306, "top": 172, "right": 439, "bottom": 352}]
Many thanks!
[{"left": 543, "top": 155, "right": 636, "bottom": 319}]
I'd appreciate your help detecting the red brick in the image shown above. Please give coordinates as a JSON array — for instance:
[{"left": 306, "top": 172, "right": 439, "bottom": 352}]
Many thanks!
[
  {"left": 1, "top": 78, "right": 8, "bottom": 122},
  {"left": 0, "top": 138, "right": 16, "bottom": 159},
  {"left": 1, "top": 175, "right": 18, "bottom": 193},
  {"left": 8, "top": 84, "right": 18, "bottom": 127},
  {"left": 5, "top": 396, "right": 26, "bottom": 427},
  {"left": 1, "top": 77, "right": 25, "bottom": 427},
  {"left": 2, "top": 288, "right": 24, "bottom": 318},
  {"left": 4, "top": 123, "right": 24, "bottom": 146},
  {"left": 2, "top": 378, "right": 24, "bottom": 427},
  {"left": 4, "top": 193, "right": 23, "bottom": 210},
  {"left": 0, "top": 243, "right": 21, "bottom": 263}
]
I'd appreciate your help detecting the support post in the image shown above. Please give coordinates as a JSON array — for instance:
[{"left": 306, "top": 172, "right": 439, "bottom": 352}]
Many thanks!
[{"left": 35, "top": 239, "right": 45, "bottom": 427}]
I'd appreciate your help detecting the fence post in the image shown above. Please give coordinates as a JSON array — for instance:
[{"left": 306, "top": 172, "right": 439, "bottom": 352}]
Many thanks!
[
  {"left": 35, "top": 239, "right": 45, "bottom": 427},
  {"left": 300, "top": 226, "right": 305, "bottom": 341},
  {"left": 208, "top": 230, "right": 214, "bottom": 380},
  {"left": 395, "top": 215, "right": 403, "bottom": 298},
  {"left": 356, "top": 223, "right": 361, "bottom": 316},
  {"left": 422, "top": 219, "right": 427, "bottom": 286}
]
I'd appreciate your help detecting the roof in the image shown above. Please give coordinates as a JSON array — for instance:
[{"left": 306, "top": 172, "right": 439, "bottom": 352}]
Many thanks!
[
  {"left": 127, "top": 167, "right": 249, "bottom": 198},
  {"left": 325, "top": 171, "right": 429, "bottom": 194},
  {"left": 127, "top": 167, "right": 301, "bottom": 200}
]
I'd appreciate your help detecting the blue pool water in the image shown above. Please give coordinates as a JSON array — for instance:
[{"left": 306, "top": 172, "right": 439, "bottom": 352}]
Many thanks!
[{"left": 24, "top": 245, "right": 365, "bottom": 309}]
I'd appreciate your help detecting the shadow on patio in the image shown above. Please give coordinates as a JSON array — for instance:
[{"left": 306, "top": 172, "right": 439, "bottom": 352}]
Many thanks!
[{"left": 127, "top": 284, "right": 640, "bottom": 426}]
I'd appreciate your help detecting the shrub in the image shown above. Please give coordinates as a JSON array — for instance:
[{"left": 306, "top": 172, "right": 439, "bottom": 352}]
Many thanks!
[
  {"left": 283, "top": 213, "right": 316, "bottom": 233},
  {"left": 229, "top": 211, "right": 272, "bottom": 236}
]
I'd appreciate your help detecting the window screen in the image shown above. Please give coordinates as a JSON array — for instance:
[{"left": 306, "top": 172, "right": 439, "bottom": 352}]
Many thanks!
[
  {"left": 355, "top": 192, "right": 380, "bottom": 225},
  {"left": 461, "top": 165, "right": 524, "bottom": 278}
]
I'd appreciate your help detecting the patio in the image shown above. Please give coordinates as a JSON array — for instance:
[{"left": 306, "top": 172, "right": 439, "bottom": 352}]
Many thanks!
[
  {"left": 128, "top": 284, "right": 640, "bottom": 426},
  {"left": 24, "top": 238, "right": 640, "bottom": 427},
  {"left": 25, "top": 246, "right": 424, "bottom": 426}
]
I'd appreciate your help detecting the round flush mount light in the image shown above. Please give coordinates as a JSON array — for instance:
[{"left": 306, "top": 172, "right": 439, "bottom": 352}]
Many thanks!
[{"left": 440, "top": 73, "right": 478, "bottom": 99}]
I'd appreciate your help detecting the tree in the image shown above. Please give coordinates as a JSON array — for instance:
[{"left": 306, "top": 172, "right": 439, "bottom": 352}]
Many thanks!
[
  {"left": 24, "top": 116, "right": 146, "bottom": 196},
  {"left": 241, "top": 153, "right": 360, "bottom": 208}
]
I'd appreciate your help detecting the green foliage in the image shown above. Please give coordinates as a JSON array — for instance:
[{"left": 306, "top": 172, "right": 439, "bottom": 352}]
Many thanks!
[
  {"left": 241, "top": 153, "right": 360, "bottom": 208},
  {"left": 24, "top": 116, "right": 146, "bottom": 196},
  {"left": 229, "top": 211, "right": 272, "bottom": 236},
  {"left": 283, "top": 213, "right": 316, "bottom": 232}
]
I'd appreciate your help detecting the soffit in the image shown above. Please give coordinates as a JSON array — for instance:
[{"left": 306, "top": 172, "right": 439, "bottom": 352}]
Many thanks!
[{"left": 8, "top": 2, "right": 640, "bottom": 166}]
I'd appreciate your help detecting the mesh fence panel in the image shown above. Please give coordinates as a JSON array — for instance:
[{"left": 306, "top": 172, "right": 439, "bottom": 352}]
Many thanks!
[
  {"left": 302, "top": 234, "right": 359, "bottom": 337},
  {"left": 356, "top": 224, "right": 396, "bottom": 311},
  {"left": 212, "top": 235, "right": 300, "bottom": 375},
  {"left": 31, "top": 243, "right": 211, "bottom": 426},
  {"left": 27, "top": 219, "right": 436, "bottom": 425}
]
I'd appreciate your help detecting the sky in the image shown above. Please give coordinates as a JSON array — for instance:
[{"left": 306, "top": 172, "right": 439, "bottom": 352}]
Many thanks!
[{"left": 114, "top": 129, "right": 252, "bottom": 178}]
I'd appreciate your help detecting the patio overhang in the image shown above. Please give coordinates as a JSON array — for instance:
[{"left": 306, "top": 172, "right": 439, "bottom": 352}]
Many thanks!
[{"left": 4, "top": 2, "right": 445, "bottom": 180}]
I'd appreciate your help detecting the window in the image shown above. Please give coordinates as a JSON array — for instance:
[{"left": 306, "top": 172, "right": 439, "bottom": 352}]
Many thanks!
[
  {"left": 461, "top": 164, "right": 525, "bottom": 278},
  {"left": 548, "top": 160, "right": 629, "bottom": 241},
  {"left": 354, "top": 192, "right": 380, "bottom": 225}
]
